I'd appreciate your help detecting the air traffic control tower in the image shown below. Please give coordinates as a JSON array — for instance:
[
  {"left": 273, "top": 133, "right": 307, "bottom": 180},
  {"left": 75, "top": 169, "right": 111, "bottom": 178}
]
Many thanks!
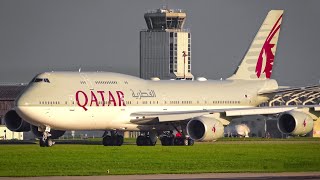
[{"left": 140, "top": 8, "right": 193, "bottom": 80}]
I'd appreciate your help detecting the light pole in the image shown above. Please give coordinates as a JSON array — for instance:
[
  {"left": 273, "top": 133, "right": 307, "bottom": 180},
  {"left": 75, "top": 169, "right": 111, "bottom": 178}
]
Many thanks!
[{"left": 182, "top": 51, "right": 188, "bottom": 79}]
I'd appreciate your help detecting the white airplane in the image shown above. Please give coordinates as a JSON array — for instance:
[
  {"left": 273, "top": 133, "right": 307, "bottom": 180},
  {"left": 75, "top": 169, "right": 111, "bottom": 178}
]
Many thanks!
[
  {"left": 3, "top": 10, "right": 320, "bottom": 147},
  {"left": 224, "top": 124, "right": 250, "bottom": 138}
]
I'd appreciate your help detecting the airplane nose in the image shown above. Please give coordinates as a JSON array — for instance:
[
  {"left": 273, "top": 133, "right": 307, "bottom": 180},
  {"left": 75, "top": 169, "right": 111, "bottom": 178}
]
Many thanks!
[{"left": 15, "top": 91, "right": 31, "bottom": 107}]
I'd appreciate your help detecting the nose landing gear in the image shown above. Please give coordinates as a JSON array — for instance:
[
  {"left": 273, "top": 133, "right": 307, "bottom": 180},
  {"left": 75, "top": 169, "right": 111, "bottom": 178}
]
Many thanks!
[{"left": 39, "top": 127, "right": 54, "bottom": 147}]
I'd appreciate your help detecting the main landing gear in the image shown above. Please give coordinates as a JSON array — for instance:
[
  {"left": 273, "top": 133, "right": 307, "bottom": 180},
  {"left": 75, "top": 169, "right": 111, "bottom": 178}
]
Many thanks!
[
  {"left": 136, "top": 131, "right": 157, "bottom": 146},
  {"left": 102, "top": 131, "right": 124, "bottom": 146},
  {"left": 39, "top": 127, "right": 54, "bottom": 147},
  {"left": 160, "top": 122, "right": 194, "bottom": 146},
  {"left": 135, "top": 131, "right": 194, "bottom": 146},
  {"left": 160, "top": 131, "right": 194, "bottom": 146}
]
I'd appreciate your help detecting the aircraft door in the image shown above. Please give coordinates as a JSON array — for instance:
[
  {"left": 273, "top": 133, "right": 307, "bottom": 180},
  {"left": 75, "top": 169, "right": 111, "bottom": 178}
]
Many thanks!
[
  {"left": 203, "top": 97, "right": 209, "bottom": 110},
  {"left": 80, "top": 73, "right": 94, "bottom": 90},
  {"left": 69, "top": 95, "right": 75, "bottom": 111}
]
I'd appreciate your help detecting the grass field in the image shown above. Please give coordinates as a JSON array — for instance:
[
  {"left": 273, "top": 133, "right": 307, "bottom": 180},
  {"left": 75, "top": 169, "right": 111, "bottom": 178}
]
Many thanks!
[{"left": 0, "top": 139, "right": 320, "bottom": 176}]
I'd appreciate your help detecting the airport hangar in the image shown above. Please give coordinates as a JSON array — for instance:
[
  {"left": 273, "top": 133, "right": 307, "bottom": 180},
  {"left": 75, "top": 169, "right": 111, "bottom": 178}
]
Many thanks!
[{"left": 0, "top": 84, "right": 26, "bottom": 140}]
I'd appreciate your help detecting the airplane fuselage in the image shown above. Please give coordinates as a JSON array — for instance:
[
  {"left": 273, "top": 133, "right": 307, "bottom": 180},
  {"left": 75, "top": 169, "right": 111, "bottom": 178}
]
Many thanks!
[{"left": 15, "top": 72, "right": 278, "bottom": 131}]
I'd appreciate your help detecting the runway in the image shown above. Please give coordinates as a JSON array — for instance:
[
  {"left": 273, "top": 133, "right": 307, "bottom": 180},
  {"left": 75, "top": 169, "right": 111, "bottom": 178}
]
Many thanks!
[{"left": 2, "top": 172, "right": 320, "bottom": 180}]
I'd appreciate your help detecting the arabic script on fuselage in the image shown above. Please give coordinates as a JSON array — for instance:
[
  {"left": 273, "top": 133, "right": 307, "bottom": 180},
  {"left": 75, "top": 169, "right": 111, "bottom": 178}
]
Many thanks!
[{"left": 130, "top": 89, "right": 156, "bottom": 99}]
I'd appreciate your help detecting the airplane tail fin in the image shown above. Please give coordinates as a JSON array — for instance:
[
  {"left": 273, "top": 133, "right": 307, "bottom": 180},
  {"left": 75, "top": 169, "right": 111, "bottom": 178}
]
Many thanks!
[{"left": 228, "top": 10, "right": 283, "bottom": 80}]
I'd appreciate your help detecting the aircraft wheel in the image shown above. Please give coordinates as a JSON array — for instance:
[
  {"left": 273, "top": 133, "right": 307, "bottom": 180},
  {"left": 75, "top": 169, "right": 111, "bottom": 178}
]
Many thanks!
[
  {"left": 188, "top": 139, "right": 194, "bottom": 146},
  {"left": 116, "top": 135, "right": 124, "bottom": 146},
  {"left": 168, "top": 137, "right": 174, "bottom": 146},
  {"left": 46, "top": 138, "right": 54, "bottom": 147},
  {"left": 103, "top": 135, "right": 112, "bottom": 146},
  {"left": 39, "top": 139, "right": 46, "bottom": 147},
  {"left": 174, "top": 137, "right": 184, "bottom": 146},
  {"left": 136, "top": 136, "right": 145, "bottom": 146},
  {"left": 39, "top": 138, "right": 54, "bottom": 147},
  {"left": 161, "top": 136, "right": 174, "bottom": 146},
  {"left": 160, "top": 137, "right": 167, "bottom": 146},
  {"left": 103, "top": 135, "right": 123, "bottom": 146},
  {"left": 137, "top": 136, "right": 156, "bottom": 146},
  {"left": 144, "top": 137, "right": 152, "bottom": 146},
  {"left": 150, "top": 137, "right": 157, "bottom": 146}
]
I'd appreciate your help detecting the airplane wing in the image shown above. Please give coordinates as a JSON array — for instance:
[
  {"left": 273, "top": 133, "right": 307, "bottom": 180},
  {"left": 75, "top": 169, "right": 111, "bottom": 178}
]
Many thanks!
[
  {"left": 131, "top": 110, "right": 215, "bottom": 124},
  {"left": 130, "top": 105, "right": 320, "bottom": 124}
]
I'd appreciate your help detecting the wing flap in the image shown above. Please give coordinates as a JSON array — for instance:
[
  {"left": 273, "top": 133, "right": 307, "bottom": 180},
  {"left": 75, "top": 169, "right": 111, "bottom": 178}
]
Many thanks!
[
  {"left": 225, "top": 106, "right": 297, "bottom": 116},
  {"left": 130, "top": 117, "right": 159, "bottom": 125},
  {"left": 130, "top": 111, "right": 212, "bottom": 123}
]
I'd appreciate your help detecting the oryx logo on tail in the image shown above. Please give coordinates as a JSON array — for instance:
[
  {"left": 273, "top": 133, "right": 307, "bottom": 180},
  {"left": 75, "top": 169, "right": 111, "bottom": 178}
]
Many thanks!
[
  {"left": 256, "top": 14, "right": 283, "bottom": 78},
  {"left": 228, "top": 10, "right": 283, "bottom": 81}
]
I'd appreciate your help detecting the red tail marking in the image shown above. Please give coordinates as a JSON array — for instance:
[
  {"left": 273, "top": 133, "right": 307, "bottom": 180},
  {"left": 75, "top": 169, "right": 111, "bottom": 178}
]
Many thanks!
[{"left": 256, "top": 14, "right": 283, "bottom": 78}]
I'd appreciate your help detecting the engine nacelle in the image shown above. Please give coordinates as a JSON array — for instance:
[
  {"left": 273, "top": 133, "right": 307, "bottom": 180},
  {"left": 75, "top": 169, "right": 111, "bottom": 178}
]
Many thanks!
[
  {"left": 278, "top": 110, "right": 313, "bottom": 136},
  {"left": 3, "top": 110, "right": 30, "bottom": 132},
  {"left": 31, "top": 125, "right": 65, "bottom": 139},
  {"left": 187, "top": 116, "right": 224, "bottom": 141}
]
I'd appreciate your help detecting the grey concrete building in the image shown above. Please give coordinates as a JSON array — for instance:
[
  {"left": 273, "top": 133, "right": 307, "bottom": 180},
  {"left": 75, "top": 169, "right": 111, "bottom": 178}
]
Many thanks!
[{"left": 140, "top": 8, "right": 193, "bottom": 80}]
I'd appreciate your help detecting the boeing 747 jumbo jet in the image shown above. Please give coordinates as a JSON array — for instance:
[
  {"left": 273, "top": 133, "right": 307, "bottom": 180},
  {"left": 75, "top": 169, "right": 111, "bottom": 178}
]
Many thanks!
[{"left": 3, "top": 10, "right": 320, "bottom": 147}]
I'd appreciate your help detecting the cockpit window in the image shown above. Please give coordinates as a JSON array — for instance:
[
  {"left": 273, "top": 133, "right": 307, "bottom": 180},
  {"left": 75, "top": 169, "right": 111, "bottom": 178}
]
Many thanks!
[
  {"left": 32, "top": 78, "right": 50, "bottom": 83},
  {"left": 34, "top": 78, "right": 43, "bottom": 82}
]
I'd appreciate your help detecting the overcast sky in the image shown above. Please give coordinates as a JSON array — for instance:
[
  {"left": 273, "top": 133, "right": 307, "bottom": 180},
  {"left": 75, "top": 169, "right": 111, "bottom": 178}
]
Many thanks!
[{"left": 0, "top": 0, "right": 320, "bottom": 86}]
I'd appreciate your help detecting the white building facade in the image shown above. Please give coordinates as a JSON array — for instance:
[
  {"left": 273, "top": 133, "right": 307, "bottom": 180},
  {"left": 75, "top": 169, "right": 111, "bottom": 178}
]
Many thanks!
[{"left": 0, "top": 126, "right": 24, "bottom": 140}]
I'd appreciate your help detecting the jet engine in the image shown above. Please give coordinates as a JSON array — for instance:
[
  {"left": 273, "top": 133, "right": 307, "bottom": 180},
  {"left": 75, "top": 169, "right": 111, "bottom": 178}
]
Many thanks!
[
  {"left": 3, "top": 110, "right": 65, "bottom": 139},
  {"left": 278, "top": 110, "right": 313, "bottom": 136},
  {"left": 3, "top": 110, "right": 30, "bottom": 132},
  {"left": 187, "top": 116, "right": 224, "bottom": 141},
  {"left": 31, "top": 125, "right": 65, "bottom": 139}
]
